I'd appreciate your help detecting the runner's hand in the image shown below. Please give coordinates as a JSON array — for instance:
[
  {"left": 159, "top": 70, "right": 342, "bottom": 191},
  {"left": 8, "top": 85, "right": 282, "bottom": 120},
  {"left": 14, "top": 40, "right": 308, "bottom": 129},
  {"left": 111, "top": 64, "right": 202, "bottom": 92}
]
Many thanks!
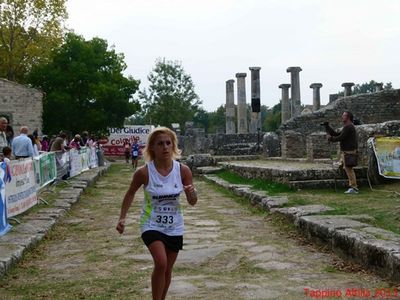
[
  {"left": 184, "top": 184, "right": 196, "bottom": 194},
  {"left": 116, "top": 218, "right": 125, "bottom": 234}
]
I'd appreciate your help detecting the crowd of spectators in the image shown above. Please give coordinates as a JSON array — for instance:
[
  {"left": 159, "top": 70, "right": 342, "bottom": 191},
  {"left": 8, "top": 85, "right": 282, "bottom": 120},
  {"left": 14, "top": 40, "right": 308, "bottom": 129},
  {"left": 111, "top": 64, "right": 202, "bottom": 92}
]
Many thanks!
[{"left": 0, "top": 117, "right": 99, "bottom": 162}]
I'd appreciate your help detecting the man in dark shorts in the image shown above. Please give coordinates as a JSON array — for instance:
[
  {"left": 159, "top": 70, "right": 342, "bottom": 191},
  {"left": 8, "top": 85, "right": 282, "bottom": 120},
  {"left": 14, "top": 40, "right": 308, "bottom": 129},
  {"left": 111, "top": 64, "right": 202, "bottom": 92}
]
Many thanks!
[{"left": 325, "top": 111, "right": 359, "bottom": 194}]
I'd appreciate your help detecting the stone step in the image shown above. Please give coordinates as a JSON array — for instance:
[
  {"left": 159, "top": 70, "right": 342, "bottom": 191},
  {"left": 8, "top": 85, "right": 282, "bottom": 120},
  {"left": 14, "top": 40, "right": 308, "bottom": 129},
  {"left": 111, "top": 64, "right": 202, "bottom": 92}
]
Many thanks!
[
  {"left": 196, "top": 166, "right": 223, "bottom": 174},
  {"left": 289, "top": 178, "right": 369, "bottom": 190},
  {"left": 219, "top": 162, "right": 368, "bottom": 182}
]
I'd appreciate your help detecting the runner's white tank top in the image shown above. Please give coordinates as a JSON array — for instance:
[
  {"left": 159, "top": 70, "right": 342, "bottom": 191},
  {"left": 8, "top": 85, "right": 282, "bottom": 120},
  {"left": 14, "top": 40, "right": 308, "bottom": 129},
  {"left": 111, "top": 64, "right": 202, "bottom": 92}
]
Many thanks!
[{"left": 140, "top": 160, "right": 184, "bottom": 236}]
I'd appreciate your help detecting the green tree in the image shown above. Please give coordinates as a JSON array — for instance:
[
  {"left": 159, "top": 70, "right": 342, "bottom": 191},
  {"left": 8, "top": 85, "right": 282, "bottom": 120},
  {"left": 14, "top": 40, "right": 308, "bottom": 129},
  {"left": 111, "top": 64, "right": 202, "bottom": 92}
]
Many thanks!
[
  {"left": 338, "top": 80, "right": 393, "bottom": 96},
  {"left": 0, "top": 0, "right": 67, "bottom": 82},
  {"left": 140, "top": 58, "right": 201, "bottom": 129},
  {"left": 193, "top": 108, "right": 210, "bottom": 132},
  {"left": 207, "top": 105, "right": 225, "bottom": 133},
  {"left": 263, "top": 102, "right": 281, "bottom": 132},
  {"left": 27, "top": 33, "right": 140, "bottom": 135}
]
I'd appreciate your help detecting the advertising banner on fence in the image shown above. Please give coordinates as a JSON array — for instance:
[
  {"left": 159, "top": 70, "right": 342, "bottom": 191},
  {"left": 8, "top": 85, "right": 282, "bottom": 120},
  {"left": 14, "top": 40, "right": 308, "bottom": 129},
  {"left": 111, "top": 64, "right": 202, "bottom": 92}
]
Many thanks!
[
  {"left": 80, "top": 147, "right": 90, "bottom": 172},
  {"left": 101, "top": 125, "right": 153, "bottom": 156},
  {"left": 55, "top": 151, "right": 69, "bottom": 180},
  {"left": 69, "top": 149, "right": 82, "bottom": 177},
  {"left": 34, "top": 152, "right": 57, "bottom": 189},
  {"left": 0, "top": 162, "right": 11, "bottom": 236},
  {"left": 6, "top": 159, "right": 38, "bottom": 217},
  {"left": 372, "top": 137, "right": 400, "bottom": 179},
  {"left": 89, "top": 147, "right": 98, "bottom": 168}
]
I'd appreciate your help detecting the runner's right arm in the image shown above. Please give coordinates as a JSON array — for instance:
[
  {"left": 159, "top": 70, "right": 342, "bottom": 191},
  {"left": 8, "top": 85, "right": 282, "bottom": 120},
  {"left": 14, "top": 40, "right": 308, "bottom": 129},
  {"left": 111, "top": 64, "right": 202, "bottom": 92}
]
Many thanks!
[{"left": 116, "top": 167, "right": 147, "bottom": 234}]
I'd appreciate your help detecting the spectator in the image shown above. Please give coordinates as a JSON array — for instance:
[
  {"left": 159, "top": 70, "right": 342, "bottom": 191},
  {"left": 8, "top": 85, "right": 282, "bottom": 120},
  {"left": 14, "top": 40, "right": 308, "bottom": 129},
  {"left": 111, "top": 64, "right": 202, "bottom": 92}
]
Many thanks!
[
  {"left": 32, "top": 128, "right": 41, "bottom": 151},
  {"left": 50, "top": 132, "right": 67, "bottom": 152},
  {"left": 41, "top": 135, "right": 50, "bottom": 152},
  {"left": 0, "top": 117, "right": 8, "bottom": 154},
  {"left": 81, "top": 131, "right": 89, "bottom": 146},
  {"left": 5, "top": 125, "right": 14, "bottom": 147},
  {"left": 2, "top": 146, "right": 12, "bottom": 164},
  {"left": 12, "top": 126, "right": 34, "bottom": 158},
  {"left": 69, "top": 134, "right": 82, "bottom": 150},
  {"left": 28, "top": 134, "right": 40, "bottom": 157}
]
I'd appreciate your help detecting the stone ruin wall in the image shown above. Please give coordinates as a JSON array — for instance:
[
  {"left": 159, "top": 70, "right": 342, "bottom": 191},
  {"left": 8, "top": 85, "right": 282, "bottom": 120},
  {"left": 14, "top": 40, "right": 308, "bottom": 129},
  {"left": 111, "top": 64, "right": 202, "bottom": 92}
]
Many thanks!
[
  {"left": 179, "top": 133, "right": 261, "bottom": 156},
  {"left": 278, "top": 89, "right": 400, "bottom": 163},
  {"left": 0, "top": 78, "right": 43, "bottom": 133}
]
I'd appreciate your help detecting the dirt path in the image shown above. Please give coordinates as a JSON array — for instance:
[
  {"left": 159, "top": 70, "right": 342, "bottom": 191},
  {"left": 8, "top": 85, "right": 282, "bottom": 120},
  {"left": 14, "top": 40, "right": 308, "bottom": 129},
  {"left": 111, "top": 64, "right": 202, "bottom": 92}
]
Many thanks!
[{"left": 0, "top": 163, "right": 391, "bottom": 299}]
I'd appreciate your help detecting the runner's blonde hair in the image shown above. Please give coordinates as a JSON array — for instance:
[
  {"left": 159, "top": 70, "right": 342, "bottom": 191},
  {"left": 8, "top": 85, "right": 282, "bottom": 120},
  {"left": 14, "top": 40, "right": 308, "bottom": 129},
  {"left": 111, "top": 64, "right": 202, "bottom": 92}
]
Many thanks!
[{"left": 143, "top": 127, "right": 181, "bottom": 161}]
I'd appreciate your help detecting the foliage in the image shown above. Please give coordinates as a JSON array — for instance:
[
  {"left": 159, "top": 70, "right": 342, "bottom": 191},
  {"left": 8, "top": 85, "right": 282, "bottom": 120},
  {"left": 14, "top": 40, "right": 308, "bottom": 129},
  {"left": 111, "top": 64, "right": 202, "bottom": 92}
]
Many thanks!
[
  {"left": 263, "top": 102, "right": 281, "bottom": 132},
  {"left": 0, "top": 0, "right": 67, "bottom": 82},
  {"left": 206, "top": 105, "right": 225, "bottom": 133},
  {"left": 139, "top": 58, "right": 201, "bottom": 130},
  {"left": 338, "top": 80, "right": 393, "bottom": 96},
  {"left": 192, "top": 108, "right": 210, "bottom": 131},
  {"left": 27, "top": 33, "right": 140, "bottom": 135}
]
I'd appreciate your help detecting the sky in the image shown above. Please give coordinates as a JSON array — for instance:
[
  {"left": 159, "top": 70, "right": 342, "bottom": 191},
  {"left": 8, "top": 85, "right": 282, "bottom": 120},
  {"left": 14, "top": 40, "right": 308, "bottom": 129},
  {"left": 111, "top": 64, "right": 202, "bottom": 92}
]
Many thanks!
[{"left": 66, "top": 0, "right": 400, "bottom": 112}]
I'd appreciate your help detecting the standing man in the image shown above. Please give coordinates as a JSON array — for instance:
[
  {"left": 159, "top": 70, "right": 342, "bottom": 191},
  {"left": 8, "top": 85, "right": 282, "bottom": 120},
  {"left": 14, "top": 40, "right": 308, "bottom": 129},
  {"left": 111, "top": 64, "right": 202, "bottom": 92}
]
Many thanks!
[
  {"left": 0, "top": 117, "right": 8, "bottom": 155},
  {"left": 12, "top": 126, "right": 34, "bottom": 159},
  {"left": 325, "top": 111, "right": 359, "bottom": 194}
]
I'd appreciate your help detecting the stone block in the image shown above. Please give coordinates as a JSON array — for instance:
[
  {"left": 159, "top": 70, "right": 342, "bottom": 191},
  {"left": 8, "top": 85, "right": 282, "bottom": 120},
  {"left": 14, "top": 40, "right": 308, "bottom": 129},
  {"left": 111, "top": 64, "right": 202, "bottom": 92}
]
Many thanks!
[
  {"left": 53, "top": 199, "right": 72, "bottom": 209},
  {"left": 296, "top": 215, "right": 369, "bottom": 243},
  {"left": 261, "top": 196, "right": 288, "bottom": 209},
  {"left": 11, "top": 219, "right": 56, "bottom": 235},
  {"left": 0, "top": 232, "right": 43, "bottom": 248}
]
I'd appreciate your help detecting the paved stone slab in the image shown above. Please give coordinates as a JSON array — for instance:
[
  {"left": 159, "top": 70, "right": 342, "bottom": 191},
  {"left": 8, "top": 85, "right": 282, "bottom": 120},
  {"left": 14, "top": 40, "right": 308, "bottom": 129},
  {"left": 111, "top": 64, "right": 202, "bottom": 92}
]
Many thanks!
[
  {"left": 273, "top": 204, "right": 335, "bottom": 220},
  {"left": 0, "top": 232, "right": 43, "bottom": 248},
  {"left": 11, "top": 219, "right": 56, "bottom": 235},
  {"left": 261, "top": 196, "right": 288, "bottom": 209}
]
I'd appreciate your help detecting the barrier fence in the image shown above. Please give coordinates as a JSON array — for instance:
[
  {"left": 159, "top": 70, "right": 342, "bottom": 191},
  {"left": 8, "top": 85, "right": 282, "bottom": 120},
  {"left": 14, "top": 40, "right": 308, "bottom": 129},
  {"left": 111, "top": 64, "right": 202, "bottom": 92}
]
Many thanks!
[{"left": 0, "top": 147, "right": 103, "bottom": 236}]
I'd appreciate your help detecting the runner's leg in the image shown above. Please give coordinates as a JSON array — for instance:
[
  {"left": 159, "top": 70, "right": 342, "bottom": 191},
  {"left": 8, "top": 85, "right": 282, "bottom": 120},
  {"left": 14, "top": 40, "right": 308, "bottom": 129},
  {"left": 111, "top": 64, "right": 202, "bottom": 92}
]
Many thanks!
[
  {"left": 161, "top": 248, "right": 179, "bottom": 300},
  {"left": 148, "top": 241, "right": 168, "bottom": 300}
]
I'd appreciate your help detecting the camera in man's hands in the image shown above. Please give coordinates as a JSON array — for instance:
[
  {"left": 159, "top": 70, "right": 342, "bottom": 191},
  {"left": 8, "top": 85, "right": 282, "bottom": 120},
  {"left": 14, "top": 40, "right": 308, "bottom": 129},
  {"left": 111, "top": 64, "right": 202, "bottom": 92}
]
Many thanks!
[{"left": 320, "top": 121, "right": 329, "bottom": 127}]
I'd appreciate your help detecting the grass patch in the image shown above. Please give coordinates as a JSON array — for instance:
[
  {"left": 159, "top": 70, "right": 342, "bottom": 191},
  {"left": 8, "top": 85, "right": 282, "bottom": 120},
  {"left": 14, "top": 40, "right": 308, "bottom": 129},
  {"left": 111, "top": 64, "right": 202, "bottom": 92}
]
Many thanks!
[
  {"left": 215, "top": 169, "right": 293, "bottom": 195},
  {"left": 213, "top": 169, "right": 400, "bottom": 235},
  {"left": 286, "top": 187, "right": 400, "bottom": 234},
  {"left": 324, "top": 265, "right": 338, "bottom": 273}
]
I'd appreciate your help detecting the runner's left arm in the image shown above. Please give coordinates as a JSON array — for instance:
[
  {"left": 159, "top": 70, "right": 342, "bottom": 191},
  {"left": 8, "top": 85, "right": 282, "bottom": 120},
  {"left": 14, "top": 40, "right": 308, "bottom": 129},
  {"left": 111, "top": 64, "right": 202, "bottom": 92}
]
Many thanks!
[{"left": 181, "top": 164, "right": 197, "bottom": 206}]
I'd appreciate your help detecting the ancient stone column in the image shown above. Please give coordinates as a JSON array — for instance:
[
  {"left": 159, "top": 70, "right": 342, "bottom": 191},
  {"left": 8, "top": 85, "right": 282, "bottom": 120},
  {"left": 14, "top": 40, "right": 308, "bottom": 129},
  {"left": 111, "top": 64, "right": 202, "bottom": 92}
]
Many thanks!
[
  {"left": 225, "top": 79, "right": 235, "bottom": 134},
  {"left": 236, "top": 73, "right": 248, "bottom": 134},
  {"left": 310, "top": 83, "right": 323, "bottom": 111},
  {"left": 375, "top": 82, "right": 384, "bottom": 92},
  {"left": 341, "top": 82, "right": 355, "bottom": 97},
  {"left": 279, "top": 84, "right": 291, "bottom": 123},
  {"left": 249, "top": 67, "right": 261, "bottom": 134},
  {"left": 286, "top": 66, "right": 302, "bottom": 117}
]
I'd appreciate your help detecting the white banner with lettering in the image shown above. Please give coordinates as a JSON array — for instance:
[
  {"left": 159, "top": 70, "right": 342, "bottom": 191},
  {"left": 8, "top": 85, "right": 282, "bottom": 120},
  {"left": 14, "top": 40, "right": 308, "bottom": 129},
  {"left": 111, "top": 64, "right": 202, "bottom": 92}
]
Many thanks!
[
  {"left": 6, "top": 159, "right": 38, "bottom": 217},
  {"left": 101, "top": 125, "right": 153, "bottom": 156}
]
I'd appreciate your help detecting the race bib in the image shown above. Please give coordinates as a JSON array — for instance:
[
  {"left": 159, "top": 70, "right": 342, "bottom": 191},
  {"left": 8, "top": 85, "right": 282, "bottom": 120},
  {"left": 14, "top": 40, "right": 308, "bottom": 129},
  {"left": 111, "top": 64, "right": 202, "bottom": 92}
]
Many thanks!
[{"left": 150, "top": 205, "right": 178, "bottom": 229}]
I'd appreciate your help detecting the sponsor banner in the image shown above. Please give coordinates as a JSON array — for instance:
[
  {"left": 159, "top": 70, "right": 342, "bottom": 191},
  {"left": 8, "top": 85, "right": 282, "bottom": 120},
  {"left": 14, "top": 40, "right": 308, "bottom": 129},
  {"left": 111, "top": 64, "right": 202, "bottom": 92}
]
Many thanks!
[
  {"left": 89, "top": 147, "right": 98, "bottom": 168},
  {"left": 34, "top": 152, "right": 57, "bottom": 189},
  {"left": 6, "top": 159, "right": 38, "bottom": 217},
  {"left": 55, "top": 151, "right": 69, "bottom": 180},
  {"left": 0, "top": 162, "right": 11, "bottom": 236},
  {"left": 69, "top": 149, "right": 82, "bottom": 177},
  {"left": 372, "top": 137, "right": 400, "bottom": 179},
  {"left": 102, "top": 125, "right": 153, "bottom": 156},
  {"left": 80, "top": 147, "right": 90, "bottom": 172}
]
